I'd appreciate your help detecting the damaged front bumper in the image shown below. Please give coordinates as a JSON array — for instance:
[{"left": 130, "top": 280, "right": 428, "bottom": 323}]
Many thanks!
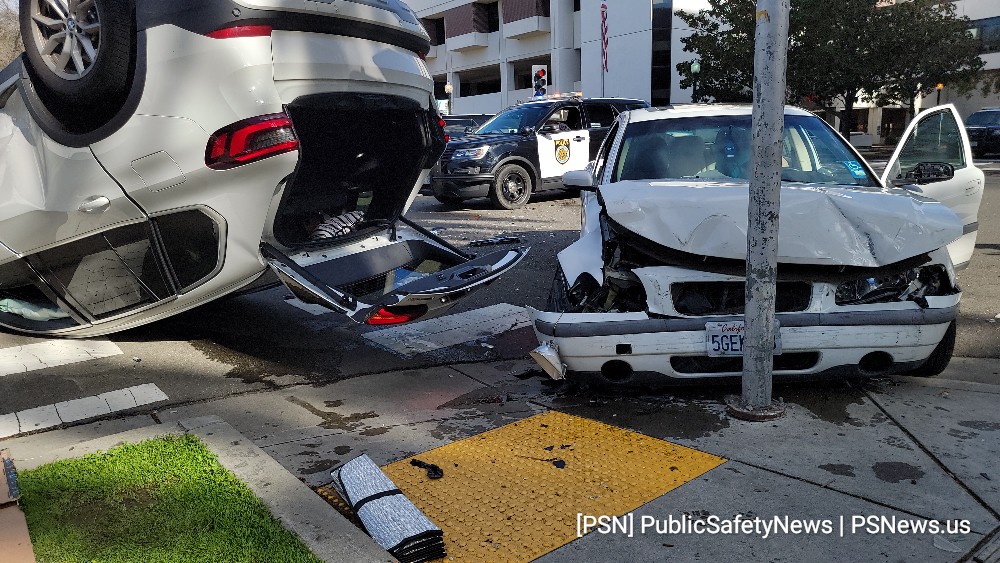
[{"left": 529, "top": 300, "right": 957, "bottom": 384}]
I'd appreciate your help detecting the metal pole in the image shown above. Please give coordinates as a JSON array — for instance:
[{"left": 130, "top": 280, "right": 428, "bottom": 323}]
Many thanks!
[{"left": 726, "top": 0, "right": 790, "bottom": 421}]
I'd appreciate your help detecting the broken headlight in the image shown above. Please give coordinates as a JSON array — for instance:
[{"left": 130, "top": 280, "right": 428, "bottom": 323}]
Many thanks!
[{"left": 835, "top": 266, "right": 950, "bottom": 307}]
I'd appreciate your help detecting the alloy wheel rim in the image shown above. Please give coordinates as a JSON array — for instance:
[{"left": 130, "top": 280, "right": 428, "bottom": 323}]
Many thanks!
[
  {"left": 30, "top": 0, "right": 102, "bottom": 81},
  {"left": 503, "top": 173, "right": 526, "bottom": 202}
]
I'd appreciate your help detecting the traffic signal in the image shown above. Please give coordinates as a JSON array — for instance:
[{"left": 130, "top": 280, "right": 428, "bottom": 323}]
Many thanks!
[{"left": 532, "top": 65, "right": 548, "bottom": 97}]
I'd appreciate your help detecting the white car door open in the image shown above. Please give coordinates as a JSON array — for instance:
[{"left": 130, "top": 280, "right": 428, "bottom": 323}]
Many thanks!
[{"left": 882, "top": 104, "right": 985, "bottom": 270}]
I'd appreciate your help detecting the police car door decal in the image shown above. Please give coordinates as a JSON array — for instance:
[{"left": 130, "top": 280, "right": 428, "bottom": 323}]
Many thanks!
[{"left": 538, "top": 130, "right": 590, "bottom": 180}]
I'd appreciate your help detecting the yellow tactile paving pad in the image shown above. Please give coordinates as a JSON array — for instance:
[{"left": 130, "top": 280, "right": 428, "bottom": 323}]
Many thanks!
[{"left": 382, "top": 410, "right": 726, "bottom": 562}]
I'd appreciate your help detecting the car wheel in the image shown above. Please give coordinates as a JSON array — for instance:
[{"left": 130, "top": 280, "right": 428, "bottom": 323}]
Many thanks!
[
  {"left": 434, "top": 194, "right": 464, "bottom": 208},
  {"left": 904, "top": 321, "right": 955, "bottom": 377},
  {"left": 489, "top": 164, "right": 533, "bottom": 210},
  {"left": 20, "top": 0, "right": 135, "bottom": 130}
]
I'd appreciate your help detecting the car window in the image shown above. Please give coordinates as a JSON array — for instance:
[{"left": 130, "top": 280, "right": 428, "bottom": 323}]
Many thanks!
[
  {"left": 894, "top": 109, "right": 966, "bottom": 171},
  {"left": 965, "top": 110, "right": 1000, "bottom": 127},
  {"left": 584, "top": 103, "right": 616, "bottom": 129},
  {"left": 611, "top": 114, "right": 878, "bottom": 187},
  {"left": 594, "top": 121, "right": 620, "bottom": 181},
  {"left": 544, "top": 106, "right": 582, "bottom": 131},
  {"left": 476, "top": 105, "right": 551, "bottom": 134}
]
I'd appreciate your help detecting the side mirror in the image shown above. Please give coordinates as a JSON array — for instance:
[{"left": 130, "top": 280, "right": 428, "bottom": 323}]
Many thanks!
[
  {"left": 562, "top": 169, "right": 595, "bottom": 191},
  {"left": 896, "top": 162, "right": 955, "bottom": 186},
  {"left": 518, "top": 126, "right": 536, "bottom": 136},
  {"left": 538, "top": 123, "right": 561, "bottom": 135}
]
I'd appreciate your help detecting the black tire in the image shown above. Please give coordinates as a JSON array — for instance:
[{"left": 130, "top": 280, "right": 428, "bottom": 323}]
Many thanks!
[
  {"left": 20, "top": 0, "right": 135, "bottom": 131},
  {"left": 904, "top": 321, "right": 956, "bottom": 377},
  {"left": 434, "top": 194, "right": 464, "bottom": 208},
  {"left": 489, "top": 163, "right": 533, "bottom": 210}
]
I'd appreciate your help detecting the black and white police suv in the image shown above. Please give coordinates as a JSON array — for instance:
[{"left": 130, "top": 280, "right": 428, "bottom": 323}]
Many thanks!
[{"left": 430, "top": 95, "right": 648, "bottom": 209}]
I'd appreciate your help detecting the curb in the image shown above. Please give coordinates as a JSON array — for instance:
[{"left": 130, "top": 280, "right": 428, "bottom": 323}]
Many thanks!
[{"left": 15, "top": 416, "right": 392, "bottom": 563}]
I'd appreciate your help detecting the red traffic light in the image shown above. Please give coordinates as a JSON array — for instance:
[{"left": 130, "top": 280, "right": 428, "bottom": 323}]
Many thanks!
[{"left": 536, "top": 69, "right": 546, "bottom": 78}]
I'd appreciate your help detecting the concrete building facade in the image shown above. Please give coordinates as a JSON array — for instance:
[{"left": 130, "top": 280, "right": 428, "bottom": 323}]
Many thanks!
[
  {"left": 410, "top": 0, "right": 1000, "bottom": 134},
  {"left": 410, "top": 0, "right": 708, "bottom": 115}
]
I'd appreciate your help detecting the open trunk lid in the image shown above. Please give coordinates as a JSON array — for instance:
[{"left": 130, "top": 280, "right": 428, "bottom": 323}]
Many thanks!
[{"left": 262, "top": 230, "right": 527, "bottom": 325}]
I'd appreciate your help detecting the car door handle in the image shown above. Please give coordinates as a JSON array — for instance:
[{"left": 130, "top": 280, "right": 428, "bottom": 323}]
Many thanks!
[
  {"left": 573, "top": 136, "right": 586, "bottom": 142},
  {"left": 78, "top": 196, "right": 111, "bottom": 214}
]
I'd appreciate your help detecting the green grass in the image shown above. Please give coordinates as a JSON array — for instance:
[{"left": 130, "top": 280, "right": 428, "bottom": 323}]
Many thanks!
[{"left": 19, "top": 434, "right": 322, "bottom": 563}]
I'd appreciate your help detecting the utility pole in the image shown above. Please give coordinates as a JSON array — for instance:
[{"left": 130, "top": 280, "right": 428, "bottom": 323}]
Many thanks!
[{"left": 726, "top": 0, "right": 790, "bottom": 422}]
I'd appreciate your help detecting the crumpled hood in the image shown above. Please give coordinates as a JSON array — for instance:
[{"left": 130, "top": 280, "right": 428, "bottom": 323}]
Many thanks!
[{"left": 599, "top": 180, "right": 962, "bottom": 267}]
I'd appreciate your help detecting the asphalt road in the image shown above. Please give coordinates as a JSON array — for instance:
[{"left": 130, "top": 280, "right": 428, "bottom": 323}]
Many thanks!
[{"left": 0, "top": 169, "right": 996, "bottom": 419}]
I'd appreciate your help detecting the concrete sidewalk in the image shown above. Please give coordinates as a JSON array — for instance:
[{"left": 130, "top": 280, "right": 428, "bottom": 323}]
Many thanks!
[{"left": 2, "top": 358, "right": 999, "bottom": 562}]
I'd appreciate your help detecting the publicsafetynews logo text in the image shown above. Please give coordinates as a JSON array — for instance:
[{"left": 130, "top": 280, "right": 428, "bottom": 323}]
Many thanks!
[{"left": 577, "top": 513, "right": 971, "bottom": 539}]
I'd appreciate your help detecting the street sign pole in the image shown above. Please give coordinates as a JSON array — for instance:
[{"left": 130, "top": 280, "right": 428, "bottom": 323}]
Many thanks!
[{"left": 726, "top": 0, "right": 790, "bottom": 421}]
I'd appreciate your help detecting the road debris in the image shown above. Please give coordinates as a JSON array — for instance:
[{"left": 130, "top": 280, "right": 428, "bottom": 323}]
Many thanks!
[
  {"left": 410, "top": 459, "right": 444, "bottom": 480},
  {"left": 333, "top": 455, "right": 446, "bottom": 562},
  {"left": 469, "top": 236, "right": 522, "bottom": 247}
]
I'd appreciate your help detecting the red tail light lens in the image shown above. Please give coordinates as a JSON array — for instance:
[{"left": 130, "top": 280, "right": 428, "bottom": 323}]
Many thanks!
[
  {"left": 205, "top": 113, "right": 299, "bottom": 170},
  {"left": 206, "top": 25, "right": 273, "bottom": 39},
  {"left": 365, "top": 306, "right": 427, "bottom": 326},
  {"left": 439, "top": 117, "right": 449, "bottom": 143}
]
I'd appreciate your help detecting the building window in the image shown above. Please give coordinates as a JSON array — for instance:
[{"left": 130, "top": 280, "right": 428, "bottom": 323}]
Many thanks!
[
  {"left": 503, "top": 0, "right": 551, "bottom": 24},
  {"left": 970, "top": 16, "right": 1000, "bottom": 54},
  {"left": 457, "top": 65, "right": 503, "bottom": 96},
  {"left": 651, "top": 0, "right": 672, "bottom": 106},
  {"left": 422, "top": 18, "right": 446, "bottom": 46},
  {"left": 483, "top": 1, "right": 500, "bottom": 32},
  {"left": 574, "top": 0, "right": 580, "bottom": 12},
  {"left": 434, "top": 76, "right": 449, "bottom": 100}
]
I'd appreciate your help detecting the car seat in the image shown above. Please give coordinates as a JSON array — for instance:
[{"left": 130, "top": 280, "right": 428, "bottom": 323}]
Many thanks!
[
  {"left": 619, "top": 135, "right": 671, "bottom": 181},
  {"left": 666, "top": 135, "right": 707, "bottom": 177},
  {"left": 714, "top": 127, "right": 751, "bottom": 179}
]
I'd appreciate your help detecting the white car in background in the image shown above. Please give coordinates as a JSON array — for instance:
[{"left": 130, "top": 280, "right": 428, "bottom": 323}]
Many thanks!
[
  {"left": 529, "top": 104, "right": 983, "bottom": 385},
  {"left": 0, "top": 0, "right": 525, "bottom": 337}
]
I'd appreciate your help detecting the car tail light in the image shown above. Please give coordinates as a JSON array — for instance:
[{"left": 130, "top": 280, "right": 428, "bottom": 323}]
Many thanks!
[
  {"left": 439, "top": 117, "right": 449, "bottom": 143},
  {"left": 205, "top": 113, "right": 299, "bottom": 170},
  {"left": 206, "top": 25, "right": 273, "bottom": 39},
  {"left": 365, "top": 305, "right": 427, "bottom": 326}
]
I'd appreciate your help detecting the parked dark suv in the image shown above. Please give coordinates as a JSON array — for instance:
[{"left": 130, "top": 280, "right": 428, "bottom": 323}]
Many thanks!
[
  {"left": 966, "top": 107, "right": 1000, "bottom": 159},
  {"left": 432, "top": 96, "right": 648, "bottom": 209}
]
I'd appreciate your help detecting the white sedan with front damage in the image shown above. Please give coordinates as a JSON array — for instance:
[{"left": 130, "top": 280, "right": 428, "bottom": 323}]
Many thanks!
[{"left": 529, "top": 104, "right": 984, "bottom": 386}]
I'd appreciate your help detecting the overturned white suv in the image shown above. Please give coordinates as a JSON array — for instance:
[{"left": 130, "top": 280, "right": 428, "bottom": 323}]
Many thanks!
[
  {"left": 529, "top": 104, "right": 983, "bottom": 385},
  {"left": 0, "top": 0, "right": 525, "bottom": 337}
]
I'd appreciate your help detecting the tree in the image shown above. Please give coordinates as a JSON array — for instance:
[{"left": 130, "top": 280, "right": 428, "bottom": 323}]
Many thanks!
[
  {"left": 874, "top": 0, "right": 984, "bottom": 120},
  {"left": 675, "top": 0, "right": 756, "bottom": 103},
  {"left": 786, "top": 0, "right": 890, "bottom": 136},
  {"left": 676, "top": 0, "right": 987, "bottom": 134}
]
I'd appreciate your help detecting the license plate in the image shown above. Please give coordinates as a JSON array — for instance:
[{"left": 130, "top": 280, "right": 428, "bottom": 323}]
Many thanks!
[{"left": 705, "top": 321, "right": 782, "bottom": 357}]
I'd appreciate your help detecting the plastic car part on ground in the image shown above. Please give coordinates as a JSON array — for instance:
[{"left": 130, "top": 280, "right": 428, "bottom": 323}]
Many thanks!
[
  {"left": 469, "top": 235, "right": 522, "bottom": 247},
  {"left": 332, "top": 454, "right": 446, "bottom": 563}
]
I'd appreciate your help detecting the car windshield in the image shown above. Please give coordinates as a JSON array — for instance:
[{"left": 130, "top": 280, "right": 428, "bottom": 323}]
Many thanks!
[
  {"left": 965, "top": 110, "right": 1000, "bottom": 127},
  {"left": 612, "top": 113, "right": 879, "bottom": 187},
  {"left": 476, "top": 104, "right": 551, "bottom": 134}
]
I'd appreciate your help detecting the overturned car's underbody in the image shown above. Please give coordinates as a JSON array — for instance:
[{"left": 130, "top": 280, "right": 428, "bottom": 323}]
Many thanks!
[{"left": 530, "top": 182, "right": 964, "bottom": 387}]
